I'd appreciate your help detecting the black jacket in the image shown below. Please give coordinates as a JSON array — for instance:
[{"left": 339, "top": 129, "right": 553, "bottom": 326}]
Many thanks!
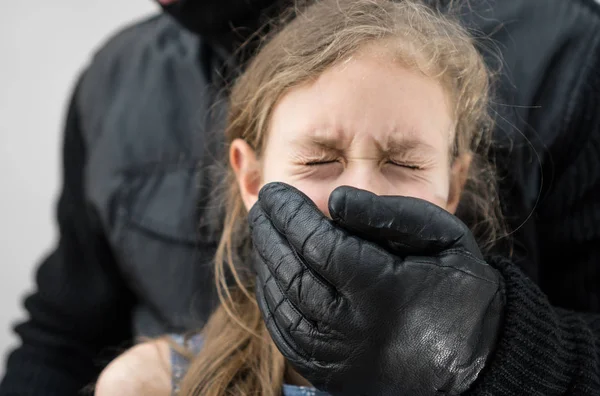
[{"left": 1, "top": 1, "right": 600, "bottom": 394}]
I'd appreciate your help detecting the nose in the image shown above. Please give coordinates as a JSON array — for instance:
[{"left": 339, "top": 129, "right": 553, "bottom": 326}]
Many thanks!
[{"left": 336, "top": 164, "right": 388, "bottom": 197}]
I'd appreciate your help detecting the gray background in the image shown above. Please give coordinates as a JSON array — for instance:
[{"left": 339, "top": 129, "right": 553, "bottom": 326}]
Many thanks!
[{"left": 0, "top": 0, "right": 157, "bottom": 376}]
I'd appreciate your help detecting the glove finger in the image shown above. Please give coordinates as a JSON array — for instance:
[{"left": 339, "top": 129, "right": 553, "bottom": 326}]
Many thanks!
[
  {"left": 253, "top": 182, "right": 394, "bottom": 294},
  {"left": 250, "top": 203, "right": 340, "bottom": 323},
  {"left": 328, "top": 186, "right": 482, "bottom": 258},
  {"left": 255, "top": 267, "right": 308, "bottom": 365},
  {"left": 256, "top": 260, "right": 349, "bottom": 377}
]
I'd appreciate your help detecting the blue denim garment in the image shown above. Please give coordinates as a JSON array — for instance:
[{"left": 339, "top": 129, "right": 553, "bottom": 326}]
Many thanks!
[
  {"left": 282, "top": 384, "right": 330, "bottom": 396},
  {"left": 170, "top": 334, "right": 330, "bottom": 396}
]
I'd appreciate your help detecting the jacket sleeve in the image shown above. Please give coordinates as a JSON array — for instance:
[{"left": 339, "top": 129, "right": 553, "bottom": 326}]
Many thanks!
[{"left": 0, "top": 71, "right": 135, "bottom": 396}]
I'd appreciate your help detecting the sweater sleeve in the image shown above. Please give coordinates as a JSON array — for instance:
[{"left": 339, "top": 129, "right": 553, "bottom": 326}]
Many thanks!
[
  {"left": 466, "top": 257, "right": 600, "bottom": 395},
  {"left": 0, "top": 72, "right": 135, "bottom": 396}
]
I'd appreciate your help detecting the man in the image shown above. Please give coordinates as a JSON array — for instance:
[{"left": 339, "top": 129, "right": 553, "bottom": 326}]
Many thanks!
[{"left": 1, "top": 0, "right": 599, "bottom": 394}]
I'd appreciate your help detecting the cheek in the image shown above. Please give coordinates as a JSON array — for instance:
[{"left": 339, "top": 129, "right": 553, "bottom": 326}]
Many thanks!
[
  {"left": 280, "top": 181, "right": 332, "bottom": 216},
  {"left": 394, "top": 174, "right": 450, "bottom": 209},
  {"left": 397, "top": 186, "right": 449, "bottom": 209},
  {"left": 294, "top": 183, "right": 332, "bottom": 216},
  {"left": 261, "top": 168, "right": 332, "bottom": 216},
  {"left": 381, "top": 167, "right": 451, "bottom": 209}
]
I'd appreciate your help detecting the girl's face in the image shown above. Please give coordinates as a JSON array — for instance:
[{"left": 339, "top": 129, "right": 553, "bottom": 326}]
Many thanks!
[{"left": 231, "top": 54, "right": 471, "bottom": 215}]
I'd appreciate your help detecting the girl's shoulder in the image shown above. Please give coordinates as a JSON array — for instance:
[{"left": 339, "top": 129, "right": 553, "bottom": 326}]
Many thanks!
[{"left": 95, "top": 338, "right": 172, "bottom": 396}]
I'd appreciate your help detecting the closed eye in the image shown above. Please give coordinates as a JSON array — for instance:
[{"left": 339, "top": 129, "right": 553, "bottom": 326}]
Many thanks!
[
  {"left": 387, "top": 160, "right": 422, "bottom": 170},
  {"left": 305, "top": 160, "right": 339, "bottom": 166}
]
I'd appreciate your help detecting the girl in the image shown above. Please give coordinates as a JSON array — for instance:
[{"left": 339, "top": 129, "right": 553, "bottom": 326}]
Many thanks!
[{"left": 96, "top": 0, "right": 504, "bottom": 394}]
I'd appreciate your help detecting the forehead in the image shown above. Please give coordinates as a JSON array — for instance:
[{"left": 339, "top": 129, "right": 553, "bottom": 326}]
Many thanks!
[{"left": 268, "top": 55, "right": 454, "bottom": 150}]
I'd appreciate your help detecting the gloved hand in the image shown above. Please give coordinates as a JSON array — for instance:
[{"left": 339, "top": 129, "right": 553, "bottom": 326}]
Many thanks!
[{"left": 248, "top": 182, "right": 505, "bottom": 396}]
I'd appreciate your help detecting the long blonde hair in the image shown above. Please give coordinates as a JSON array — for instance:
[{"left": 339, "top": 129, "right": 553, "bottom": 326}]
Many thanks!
[{"left": 180, "top": 0, "right": 503, "bottom": 394}]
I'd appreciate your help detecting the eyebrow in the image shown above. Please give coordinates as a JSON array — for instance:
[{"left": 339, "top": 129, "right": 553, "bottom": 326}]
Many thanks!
[
  {"left": 308, "top": 136, "right": 345, "bottom": 152},
  {"left": 378, "top": 137, "right": 438, "bottom": 156},
  {"left": 292, "top": 132, "right": 437, "bottom": 155},
  {"left": 290, "top": 131, "right": 346, "bottom": 153}
]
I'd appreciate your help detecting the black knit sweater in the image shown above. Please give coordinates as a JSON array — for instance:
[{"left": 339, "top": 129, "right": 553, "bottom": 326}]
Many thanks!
[
  {"left": 467, "top": 13, "right": 600, "bottom": 393},
  {"left": 468, "top": 258, "right": 600, "bottom": 395}
]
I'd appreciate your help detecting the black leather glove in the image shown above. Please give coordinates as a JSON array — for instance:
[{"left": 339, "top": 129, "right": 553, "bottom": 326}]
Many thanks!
[{"left": 248, "top": 182, "right": 505, "bottom": 396}]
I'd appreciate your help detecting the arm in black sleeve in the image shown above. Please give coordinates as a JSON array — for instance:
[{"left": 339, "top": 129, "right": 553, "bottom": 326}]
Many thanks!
[
  {"left": 0, "top": 72, "right": 135, "bottom": 396},
  {"left": 467, "top": 17, "right": 600, "bottom": 396},
  {"left": 466, "top": 257, "right": 600, "bottom": 395}
]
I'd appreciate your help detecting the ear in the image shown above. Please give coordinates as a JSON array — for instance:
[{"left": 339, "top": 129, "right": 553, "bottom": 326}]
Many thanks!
[
  {"left": 230, "top": 138, "right": 261, "bottom": 211},
  {"left": 446, "top": 153, "right": 472, "bottom": 214}
]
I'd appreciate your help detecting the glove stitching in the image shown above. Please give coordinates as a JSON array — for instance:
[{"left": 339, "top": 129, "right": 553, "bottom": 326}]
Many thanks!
[
  {"left": 441, "top": 248, "right": 488, "bottom": 266},
  {"left": 406, "top": 252, "right": 501, "bottom": 286}
]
